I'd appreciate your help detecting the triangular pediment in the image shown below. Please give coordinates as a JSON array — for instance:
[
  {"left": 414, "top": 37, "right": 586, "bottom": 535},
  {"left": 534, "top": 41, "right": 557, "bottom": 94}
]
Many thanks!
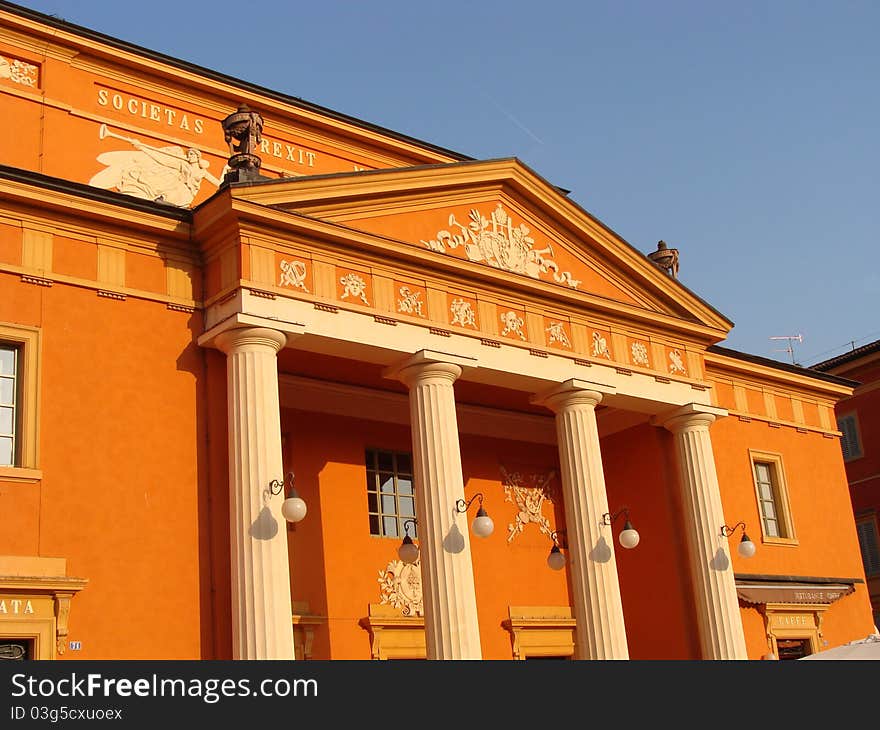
[{"left": 228, "top": 158, "right": 732, "bottom": 338}]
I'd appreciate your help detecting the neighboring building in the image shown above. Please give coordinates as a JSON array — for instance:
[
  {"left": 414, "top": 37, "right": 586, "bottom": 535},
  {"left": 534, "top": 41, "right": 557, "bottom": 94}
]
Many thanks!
[
  {"left": 0, "top": 1, "right": 874, "bottom": 661},
  {"left": 813, "top": 340, "right": 880, "bottom": 628}
]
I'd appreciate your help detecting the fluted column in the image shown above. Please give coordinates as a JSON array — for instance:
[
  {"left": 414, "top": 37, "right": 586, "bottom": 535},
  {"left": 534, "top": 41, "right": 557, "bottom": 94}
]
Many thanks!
[
  {"left": 537, "top": 381, "right": 629, "bottom": 659},
  {"left": 395, "top": 355, "right": 481, "bottom": 659},
  {"left": 215, "top": 327, "right": 294, "bottom": 660},
  {"left": 659, "top": 404, "right": 747, "bottom": 660}
]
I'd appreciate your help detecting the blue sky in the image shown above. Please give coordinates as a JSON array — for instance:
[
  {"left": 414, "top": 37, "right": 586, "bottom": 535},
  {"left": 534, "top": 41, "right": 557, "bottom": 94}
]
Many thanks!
[{"left": 11, "top": 0, "right": 879, "bottom": 365}]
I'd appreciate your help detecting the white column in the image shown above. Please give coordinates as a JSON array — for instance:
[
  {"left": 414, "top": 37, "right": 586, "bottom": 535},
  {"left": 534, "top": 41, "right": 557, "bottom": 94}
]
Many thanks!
[
  {"left": 394, "top": 353, "right": 482, "bottom": 660},
  {"left": 536, "top": 380, "right": 629, "bottom": 659},
  {"left": 215, "top": 327, "right": 295, "bottom": 660},
  {"left": 658, "top": 404, "right": 748, "bottom": 660}
]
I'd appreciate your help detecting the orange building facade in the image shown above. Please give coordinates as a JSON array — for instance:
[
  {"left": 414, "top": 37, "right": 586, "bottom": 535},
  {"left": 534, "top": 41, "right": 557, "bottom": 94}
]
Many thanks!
[
  {"left": 814, "top": 340, "right": 880, "bottom": 628},
  {"left": 0, "top": 2, "right": 874, "bottom": 661}
]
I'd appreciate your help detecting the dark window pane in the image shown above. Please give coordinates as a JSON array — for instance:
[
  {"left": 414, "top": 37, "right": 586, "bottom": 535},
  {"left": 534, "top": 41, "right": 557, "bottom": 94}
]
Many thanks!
[
  {"left": 378, "top": 451, "right": 394, "bottom": 472},
  {"left": 365, "top": 449, "right": 377, "bottom": 470},
  {"left": 367, "top": 492, "right": 378, "bottom": 513},
  {"left": 369, "top": 514, "right": 380, "bottom": 536},
  {"left": 396, "top": 453, "right": 412, "bottom": 475}
]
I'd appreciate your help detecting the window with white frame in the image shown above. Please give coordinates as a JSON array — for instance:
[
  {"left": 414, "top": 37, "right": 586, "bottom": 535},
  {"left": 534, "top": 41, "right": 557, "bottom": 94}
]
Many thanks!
[
  {"left": 856, "top": 515, "right": 880, "bottom": 577},
  {"left": 365, "top": 448, "right": 416, "bottom": 539},
  {"left": 750, "top": 451, "right": 796, "bottom": 543},
  {"left": 837, "top": 414, "right": 863, "bottom": 461},
  {"left": 0, "top": 345, "right": 18, "bottom": 467}
]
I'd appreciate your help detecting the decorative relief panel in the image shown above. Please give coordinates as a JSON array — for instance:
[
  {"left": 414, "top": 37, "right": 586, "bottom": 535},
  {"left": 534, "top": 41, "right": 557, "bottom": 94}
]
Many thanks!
[
  {"left": 545, "top": 321, "right": 572, "bottom": 349},
  {"left": 278, "top": 259, "right": 310, "bottom": 292},
  {"left": 590, "top": 329, "right": 612, "bottom": 359},
  {"left": 501, "top": 465, "right": 558, "bottom": 544},
  {"left": 378, "top": 559, "right": 423, "bottom": 617},
  {"left": 500, "top": 310, "right": 527, "bottom": 341},
  {"left": 0, "top": 54, "right": 38, "bottom": 87},
  {"left": 630, "top": 340, "right": 650, "bottom": 368},
  {"left": 668, "top": 348, "right": 687, "bottom": 375},
  {"left": 337, "top": 269, "right": 371, "bottom": 306},
  {"left": 421, "top": 204, "right": 580, "bottom": 288},
  {"left": 396, "top": 284, "right": 426, "bottom": 317},
  {"left": 449, "top": 296, "right": 478, "bottom": 328}
]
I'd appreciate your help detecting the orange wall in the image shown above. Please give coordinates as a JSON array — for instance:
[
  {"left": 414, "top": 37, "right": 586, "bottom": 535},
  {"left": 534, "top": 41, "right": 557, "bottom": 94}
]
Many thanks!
[
  {"left": 712, "top": 417, "right": 876, "bottom": 653},
  {"left": 601, "top": 424, "right": 702, "bottom": 659},
  {"left": 281, "top": 409, "right": 570, "bottom": 659},
  {"left": 0, "top": 272, "right": 209, "bottom": 658}
]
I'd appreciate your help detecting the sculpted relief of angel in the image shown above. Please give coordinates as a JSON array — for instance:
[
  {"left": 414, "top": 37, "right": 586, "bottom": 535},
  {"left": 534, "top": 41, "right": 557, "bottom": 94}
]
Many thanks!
[{"left": 88, "top": 124, "right": 227, "bottom": 207}]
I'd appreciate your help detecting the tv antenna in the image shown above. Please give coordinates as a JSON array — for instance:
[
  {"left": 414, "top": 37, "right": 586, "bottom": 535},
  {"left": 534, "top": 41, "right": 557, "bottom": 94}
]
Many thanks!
[{"left": 770, "top": 334, "right": 803, "bottom": 365}]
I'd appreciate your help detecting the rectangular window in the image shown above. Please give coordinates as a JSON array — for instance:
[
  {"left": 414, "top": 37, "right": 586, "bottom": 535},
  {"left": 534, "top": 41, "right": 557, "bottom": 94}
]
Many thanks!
[
  {"left": 0, "top": 345, "right": 16, "bottom": 466},
  {"left": 837, "top": 414, "right": 863, "bottom": 461},
  {"left": 749, "top": 450, "right": 797, "bottom": 544},
  {"left": 366, "top": 448, "right": 416, "bottom": 539},
  {"left": 856, "top": 515, "right": 880, "bottom": 577}
]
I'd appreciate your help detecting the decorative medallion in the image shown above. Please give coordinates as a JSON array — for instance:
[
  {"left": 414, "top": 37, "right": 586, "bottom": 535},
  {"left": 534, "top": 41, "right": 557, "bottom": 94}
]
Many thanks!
[
  {"left": 631, "top": 341, "right": 649, "bottom": 367},
  {"left": 669, "top": 349, "right": 687, "bottom": 375},
  {"left": 397, "top": 286, "right": 424, "bottom": 316},
  {"left": 501, "top": 465, "right": 558, "bottom": 544},
  {"left": 500, "top": 311, "right": 527, "bottom": 341},
  {"left": 545, "top": 321, "right": 572, "bottom": 348},
  {"left": 421, "top": 204, "right": 580, "bottom": 288},
  {"left": 378, "top": 559, "right": 423, "bottom": 616},
  {"left": 339, "top": 272, "right": 369, "bottom": 305},
  {"left": 450, "top": 297, "right": 477, "bottom": 328},
  {"left": 279, "top": 259, "right": 309, "bottom": 291},
  {"left": 0, "top": 55, "right": 37, "bottom": 87},
  {"left": 591, "top": 331, "right": 611, "bottom": 359}
]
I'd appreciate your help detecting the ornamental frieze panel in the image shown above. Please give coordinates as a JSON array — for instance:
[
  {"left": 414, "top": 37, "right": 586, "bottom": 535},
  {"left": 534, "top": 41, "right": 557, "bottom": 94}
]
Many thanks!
[
  {"left": 544, "top": 319, "right": 572, "bottom": 349},
  {"left": 395, "top": 282, "right": 427, "bottom": 318},
  {"left": 499, "top": 309, "right": 527, "bottom": 342},
  {"left": 629, "top": 339, "right": 650, "bottom": 368},
  {"left": 421, "top": 204, "right": 581, "bottom": 289},
  {"left": 0, "top": 54, "right": 38, "bottom": 88},
  {"left": 448, "top": 294, "right": 479, "bottom": 329},
  {"left": 500, "top": 465, "right": 559, "bottom": 544},
  {"left": 590, "top": 329, "right": 613, "bottom": 360},
  {"left": 337, "top": 268, "right": 372, "bottom": 306},
  {"left": 378, "top": 559, "right": 423, "bottom": 617}
]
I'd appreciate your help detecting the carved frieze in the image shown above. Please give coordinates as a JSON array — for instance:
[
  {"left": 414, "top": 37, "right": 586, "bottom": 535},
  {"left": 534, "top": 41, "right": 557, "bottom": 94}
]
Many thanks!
[
  {"left": 500, "top": 311, "right": 527, "bottom": 341},
  {"left": 339, "top": 272, "right": 370, "bottom": 305},
  {"left": 591, "top": 331, "right": 611, "bottom": 359},
  {"left": 421, "top": 204, "right": 580, "bottom": 288},
  {"left": 378, "top": 559, "right": 423, "bottom": 616},
  {"left": 279, "top": 259, "right": 309, "bottom": 292},
  {"left": 501, "top": 465, "right": 558, "bottom": 544},
  {"left": 546, "top": 321, "right": 572, "bottom": 348},
  {"left": 0, "top": 55, "right": 38, "bottom": 87},
  {"left": 669, "top": 348, "right": 687, "bottom": 375},
  {"left": 631, "top": 341, "right": 649, "bottom": 367},
  {"left": 397, "top": 286, "right": 424, "bottom": 316},
  {"left": 450, "top": 297, "right": 477, "bottom": 328}
]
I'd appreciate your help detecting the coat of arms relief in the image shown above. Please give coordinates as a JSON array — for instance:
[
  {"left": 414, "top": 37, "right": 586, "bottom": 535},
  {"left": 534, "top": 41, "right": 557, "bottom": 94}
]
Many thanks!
[
  {"left": 421, "top": 204, "right": 581, "bottom": 289},
  {"left": 500, "top": 465, "right": 559, "bottom": 543}
]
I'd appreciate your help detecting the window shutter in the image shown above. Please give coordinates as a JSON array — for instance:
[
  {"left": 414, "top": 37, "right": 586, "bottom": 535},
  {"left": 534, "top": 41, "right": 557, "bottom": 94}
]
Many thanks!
[
  {"left": 837, "top": 416, "right": 862, "bottom": 461},
  {"left": 856, "top": 519, "right": 880, "bottom": 576}
]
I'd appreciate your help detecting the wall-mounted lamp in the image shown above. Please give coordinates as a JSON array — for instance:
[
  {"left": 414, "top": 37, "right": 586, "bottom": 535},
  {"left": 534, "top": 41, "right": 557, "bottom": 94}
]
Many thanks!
[
  {"left": 602, "top": 508, "right": 640, "bottom": 549},
  {"left": 398, "top": 518, "right": 419, "bottom": 564},
  {"left": 720, "top": 522, "right": 756, "bottom": 558},
  {"left": 268, "top": 472, "right": 307, "bottom": 523},
  {"left": 454, "top": 493, "right": 494, "bottom": 538},
  {"left": 546, "top": 530, "right": 566, "bottom": 571}
]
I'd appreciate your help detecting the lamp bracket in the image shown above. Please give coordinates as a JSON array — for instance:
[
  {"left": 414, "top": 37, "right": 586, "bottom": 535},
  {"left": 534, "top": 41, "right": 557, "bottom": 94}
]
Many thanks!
[
  {"left": 549, "top": 529, "right": 567, "bottom": 549},
  {"left": 268, "top": 471, "right": 295, "bottom": 496},
  {"left": 720, "top": 521, "right": 747, "bottom": 538},
  {"left": 602, "top": 507, "right": 630, "bottom": 526},
  {"left": 402, "top": 518, "right": 418, "bottom": 539},
  {"left": 455, "top": 493, "right": 484, "bottom": 514}
]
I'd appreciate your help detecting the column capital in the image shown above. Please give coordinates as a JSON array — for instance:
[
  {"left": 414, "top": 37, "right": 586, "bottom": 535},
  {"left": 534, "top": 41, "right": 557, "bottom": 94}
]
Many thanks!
[
  {"left": 215, "top": 326, "right": 287, "bottom": 355},
  {"left": 384, "top": 349, "right": 477, "bottom": 388},
  {"left": 531, "top": 378, "right": 615, "bottom": 413},
  {"left": 653, "top": 403, "right": 728, "bottom": 433}
]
